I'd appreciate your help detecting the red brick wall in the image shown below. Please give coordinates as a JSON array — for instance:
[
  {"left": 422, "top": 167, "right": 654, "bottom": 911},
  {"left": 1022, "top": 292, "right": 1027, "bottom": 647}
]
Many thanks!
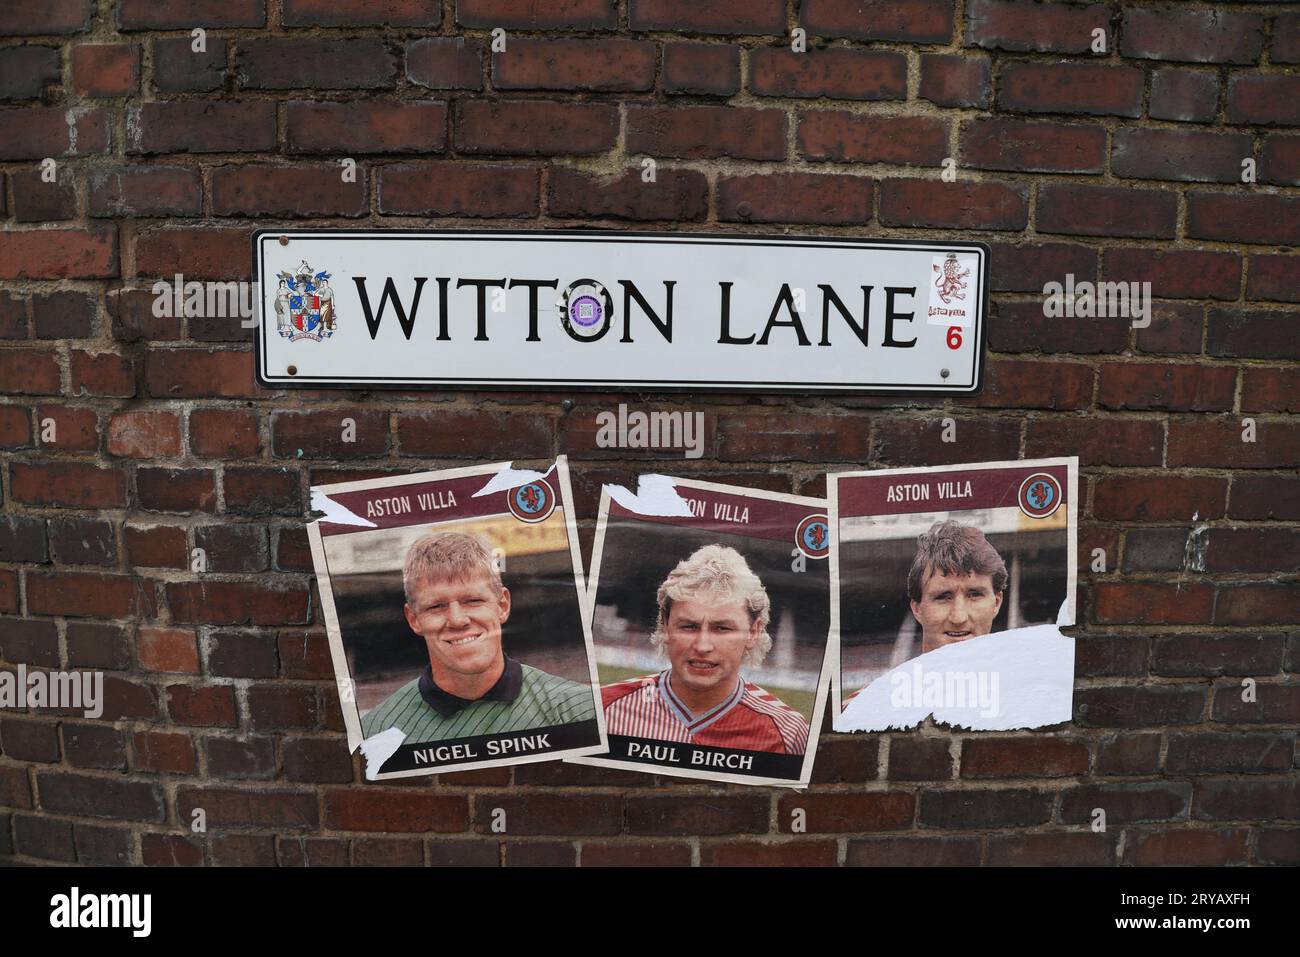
[{"left": 1, "top": 0, "right": 1297, "bottom": 867}]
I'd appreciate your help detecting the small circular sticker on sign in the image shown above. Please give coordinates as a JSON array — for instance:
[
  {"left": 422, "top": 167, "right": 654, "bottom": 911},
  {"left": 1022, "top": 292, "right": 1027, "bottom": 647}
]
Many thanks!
[
  {"left": 1018, "top": 472, "right": 1063, "bottom": 519},
  {"left": 507, "top": 478, "right": 557, "bottom": 524},
  {"left": 795, "top": 513, "right": 830, "bottom": 560}
]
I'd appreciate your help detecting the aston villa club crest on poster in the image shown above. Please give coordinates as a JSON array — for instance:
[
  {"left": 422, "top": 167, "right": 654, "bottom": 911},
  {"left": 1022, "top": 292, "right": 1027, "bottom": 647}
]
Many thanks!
[{"left": 275, "top": 260, "right": 338, "bottom": 342}]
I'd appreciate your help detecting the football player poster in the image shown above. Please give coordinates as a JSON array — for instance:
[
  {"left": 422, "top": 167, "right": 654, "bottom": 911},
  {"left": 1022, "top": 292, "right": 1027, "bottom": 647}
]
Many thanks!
[
  {"left": 307, "top": 457, "right": 605, "bottom": 781},
  {"left": 830, "top": 458, "right": 1078, "bottom": 732},
  {"left": 568, "top": 475, "right": 832, "bottom": 787}
]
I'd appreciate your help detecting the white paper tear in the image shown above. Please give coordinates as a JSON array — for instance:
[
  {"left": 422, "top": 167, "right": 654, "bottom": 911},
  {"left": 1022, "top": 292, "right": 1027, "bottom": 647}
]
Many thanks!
[
  {"left": 358, "top": 727, "right": 407, "bottom": 781},
  {"left": 472, "top": 463, "right": 549, "bottom": 497},
  {"left": 604, "top": 474, "right": 695, "bottom": 516},
  {"left": 310, "top": 487, "right": 378, "bottom": 528},
  {"left": 836, "top": 624, "right": 1074, "bottom": 732}
]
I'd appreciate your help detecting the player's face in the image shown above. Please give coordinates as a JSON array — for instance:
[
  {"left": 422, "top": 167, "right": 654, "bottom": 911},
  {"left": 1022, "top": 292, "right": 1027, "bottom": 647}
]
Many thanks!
[
  {"left": 404, "top": 571, "right": 510, "bottom": 679},
  {"left": 911, "top": 569, "right": 1003, "bottom": 654},
  {"left": 662, "top": 595, "right": 758, "bottom": 697}
]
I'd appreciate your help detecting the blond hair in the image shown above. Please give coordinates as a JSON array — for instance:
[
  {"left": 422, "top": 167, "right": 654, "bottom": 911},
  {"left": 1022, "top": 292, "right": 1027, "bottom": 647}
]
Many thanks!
[
  {"left": 650, "top": 544, "right": 772, "bottom": 668},
  {"left": 403, "top": 531, "right": 502, "bottom": 604}
]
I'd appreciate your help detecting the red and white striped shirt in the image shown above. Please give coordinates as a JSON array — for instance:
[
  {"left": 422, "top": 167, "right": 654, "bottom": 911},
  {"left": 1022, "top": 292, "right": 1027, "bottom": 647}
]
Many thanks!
[{"left": 602, "top": 670, "right": 810, "bottom": 754}]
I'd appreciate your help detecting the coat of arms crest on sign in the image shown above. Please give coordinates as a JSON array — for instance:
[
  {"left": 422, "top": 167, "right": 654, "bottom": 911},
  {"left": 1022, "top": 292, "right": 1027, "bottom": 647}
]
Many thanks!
[{"left": 275, "top": 260, "right": 337, "bottom": 341}]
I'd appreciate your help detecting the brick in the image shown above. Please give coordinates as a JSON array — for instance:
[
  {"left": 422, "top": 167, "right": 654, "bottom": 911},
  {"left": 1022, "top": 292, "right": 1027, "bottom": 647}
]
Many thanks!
[
  {"left": 626, "top": 795, "right": 767, "bottom": 835},
  {"left": 275, "top": 527, "right": 313, "bottom": 572},
  {"left": 457, "top": 100, "right": 618, "bottom": 156},
  {"left": 1275, "top": 13, "right": 1300, "bottom": 64},
  {"left": 960, "top": 737, "right": 1088, "bottom": 778},
  {"left": 152, "top": 37, "right": 227, "bottom": 93},
  {"left": 879, "top": 179, "right": 1028, "bottom": 230},
  {"left": 803, "top": 0, "right": 955, "bottom": 43},
  {"left": 1, "top": 718, "right": 60, "bottom": 762},
  {"left": 11, "top": 462, "right": 127, "bottom": 508},
  {"left": 458, "top": 0, "right": 616, "bottom": 29},
  {"left": 286, "top": 101, "right": 446, "bottom": 155},
  {"left": 272, "top": 410, "right": 388, "bottom": 458},
  {"left": 124, "top": 524, "right": 187, "bottom": 570},
  {"left": 133, "top": 730, "right": 197, "bottom": 774},
  {"left": 887, "top": 736, "right": 953, "bottom": 781},
  {"left": 278, "top": 632, "right": 334, "bottom": 680},
  {"left": 0, "top": 228, "right": 117, "bottom": 280},
  {"left": 717, "top": 413, "right": 870, "bottom": 462},
  {"left": 141, "top": 834, "right": 203, "bottom": 866},
  {"left": 1096, "top": 733, "right": 1162, "bottom": 775},
  {"left": 210, "top": 834, "right": 277, "bottom": 867},
  {"left": 136, "top": 627, "right": 199, "bottom": 674},
  {"left": 205, "top": 735, "right": 276, "bottom": 778},
  {"left": 1098, "top": 363, "right": 1236, "bottom": 411},
  {"left": 1076, "top": 635, "right": 1150, "bottom": 678},
  {"left": 1029, "top": 418, "right": 1163, "bottom": 467},
  {"left": 1153, "top": 635, "right": 1284, "bottom": 678},
  {"left": 28, "top": 571, "right": 150, "bottom": 619},
  {"left": 0, "top": 406, "right": 33, "bottom": 450},
  {"left": 1214, "top": 585, "right": 1300, "bottom": 627},
  {"left": 75, "top": 824, "right": 133, "bottom": 865},
  {"left": 476, "top": 795, "right": 623, "bottom": 836},
  {"left": 279, "top": 837, "right": 347, "bottom": 866},
  {"left": 118, "top": 0, "right": 264, "bottom": 28},
  {"left": 1168, "top": 417, "right": 1300, "bottom": 469},
  {"left": 4, "top": 618, "right": 64, "bottom": 667},
  {"left": 32, "top": 291, "right": 96, "bottom": 340},
  {"left": 986, "top": 832, "right": 1116, "bottom": 866},
  {"left": 224, "top": 467, "right": 301, "bottom": 516},
  {"left": 874, "top": 417, "right": 1020, "bottom": 466},
  {"left": 799, "top": 112, "right": 948, "bottom": 166},
  {"left": 283, "top": 736, "right": 354, "bottom": 783},
  {"left": 1093, "top": 474, "right": 1227, "bottom": 522},
  {"left": 146, "top": 350, "right": 257, "bottom": 397},
  {"left": 1075, "top": 686, "right": 1207, "bottom": 727},
  {"left": 406, "top": 37, "right": 481, "bottom": 91},
  {"left": 629, "top": 0, "right": 784, "bottom": 35},
  {"left": 236, "top": 38, "right": 397, "bottom": 90},
  {"left": 1257, "top": 829, "right": 1300, "bottom": 865},
  {"left": 919, "top": 789, "right": 1052, "bottom": 828},
  {"left": 397, "top": 410, "right": 552, "bottom": 458},
  {"left": 989, "top": 299, "right": 1126, "bottom": 354},
  {"left": 627, "top": 106, "right": 786, "bottom": 161},
  {"left": 1128, "top": 829, "right": 1250, "bottom": 866},
  {"left": 0, "top": 349, "right": 61, "bottom": 394},
  {"left": 166, "top": 684, "right": 237, "bottom": 727},
  {"left": 966, "top": 0, "right": 1108, "bottom": 53},
  {"left": 9, "top": 169, "right": 77, "bottom": 222},
  {"left": 208, "top": 631, "right": 278, "bottom": 678},
  {"left": 0, "top": 0, "right": 93, "bottom": 35},
  {"left": 137, "top": 467, "right": 217, "bottom": 512},
  {"left": 967, "top": 358, "right": 1093, "bottom": 410},
  {"left": 1207, "top": 307, "right": 1300, "bottom": 360},
  {"left": 548, "top": 167, "right": 709, "bottom": 222},
  {"left": 62, "top": 723, "right": 127, "bottom": 770},
  {"left": 167, "top": 581, "right": 310, "bottom": 627},
  {"left": 177, "top": 787, "right": 319, "bottom": 829},
  {"left": 38, "top": 771, "right": 165, "bottom": 821},
  {"left": 0, "top": 292, "right": 28, "bottom": 339},
  {"left": 248, "top": 684, "right": 318, "bottom": 730},
  {"left": 88, "top": 166, "right": 202, "bottom": 217},
  {"left": 189, "top": 409, "right": 260, "bottom": 458},
  {"left": 0, "top": 517, "right": 46, "bottom": 563},
  {"left": 1037, "top": 183, "right": 1176, "bottom": 239},
  {"left": 0, "top": 106, "right": 108, "bottom": 159},
  {"left": 1261, "top": 135, "right": 1300, "bottom": 187},
  {"left": 718, "top": 171, "right": 872, "bottom": 225},
  {"left": 701, "top": 842, "right": 838, "bottom": 867},
  {"left": 998, "top": 62, "right": 1143, "bottom": 118},
  {"left": 1134, "top": 301, "right": 1205, "bottom": 356},
  {"left": 14, "top": 815, "right": 75, "bottom": 861},
  {"left": 0, "top": 46, "right": 61, "bottom": 100},
  {"left": 106, "top": 410, "right": 183, "bottom": 459},
  {"left": 1229, "top": 476, "right": 1300, "bottom": 521},
  {"left": 283, "top": 0, "right": 439, "bottom": 26},
  {"left": 1061, "top": 783, "right": 1190, "bottom": 824},
  {"left": 663, "top": 43, "right": 740, "bottom": 96},
  {"left": 1168, "top": 732, "right": 1293, "bottom": 774},
  {"left": 750, "top": 48, "right": 906, "bottom": 100},
  {"left": 1149, "top": 68, "right": 1219, "bottom": 124},
  {"left": 495, "top": 39, "right": 655, "bottom": 92},
  {"left": 581, "top": 842, "right": 691, "bottom": 867},
  {"left": 47, "top": 516, "right": 116, "bottom": 566},
  {"left": 66, "top": 622, "right": 131, "bottom": 671},
  {"left": 1194, "top": 778, "right": 1299, "bottom": 822},
  {"left": 1094, "top": 582, "right": 1214, "bottom": 624},
  {"left": 106, "top": 287, "right": 181, "bottom": 342},
  {"left": 72, "top": 44, "right": 139, "bottom": 97},
  {"left": 129, "top": 102, "right": 277, "bottom": 155},
  {"left": 1104, "top": 248, "right": 1240, "bottom": 300},
  {"left": 379, "top": 162, "right": 538, "bottom": 218},
  {"left": 919, "top": 53, "right": 990, "bottom": 108},
  {"left": 987, "top": 241, "right": 1098, "bottom": 293},
  {"left": 962, "top": 117, "right": 1106, "bottom": 173},
  {"left": 1242, "top": 367, "right": 1300, "bottom": 413},
  {"left": 1227, "top": 74, "right": 1300, "bottom": 126},
  {"left": 211, "top": 164, "right": 367, "bottom": 218},
  {"left": 1188, "top": 193, "right": 1300, "bottom": 247},
  {"left": 847, "top": 836, "right": 982, "bottom": 866},
  {"left": 1121, "top": 8, "right": 1264, "bottom": 64},
  {"left": 1206, "top": 527, "right": 1300, "bottom": 572}
]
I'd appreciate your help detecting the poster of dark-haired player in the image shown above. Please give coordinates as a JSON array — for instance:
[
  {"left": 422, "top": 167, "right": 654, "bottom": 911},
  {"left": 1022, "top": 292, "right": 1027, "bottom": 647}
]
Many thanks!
[
  {"left": 830, "top": 458, "right": 1078, "bottom": 732},
  {"left": 308, "top": 457, "right": 604, "bottom": 780},
  {"left": 569, "top": 475, "right": 832, "bottom": 787}
]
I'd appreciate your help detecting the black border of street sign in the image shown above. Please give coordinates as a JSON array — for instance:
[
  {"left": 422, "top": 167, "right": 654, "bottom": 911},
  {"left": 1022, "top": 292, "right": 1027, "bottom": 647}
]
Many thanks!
[{"left": 251, "top": 228, "right": 989, "bottom": 395}]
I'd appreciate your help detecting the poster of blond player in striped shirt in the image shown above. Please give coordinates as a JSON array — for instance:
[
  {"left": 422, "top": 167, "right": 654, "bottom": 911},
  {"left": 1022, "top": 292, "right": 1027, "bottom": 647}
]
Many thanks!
[
  {"left": 308, "top": 458, "right": 605, "bottom": 781},
  {"left": 568, "top": 475, "right": 832, "bottom": 787},
  {"left": 830, "top": 458, "right": 1078, "bottom": 733}
]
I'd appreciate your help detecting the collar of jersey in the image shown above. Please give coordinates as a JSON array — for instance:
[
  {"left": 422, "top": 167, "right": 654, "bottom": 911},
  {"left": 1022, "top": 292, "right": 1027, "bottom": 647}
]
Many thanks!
[
  {"left": 659, "top": 668, "right": 744, "bottom": 734},
  {"left": 419, "top": 655, "right": 523, "bottom": 717}
]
